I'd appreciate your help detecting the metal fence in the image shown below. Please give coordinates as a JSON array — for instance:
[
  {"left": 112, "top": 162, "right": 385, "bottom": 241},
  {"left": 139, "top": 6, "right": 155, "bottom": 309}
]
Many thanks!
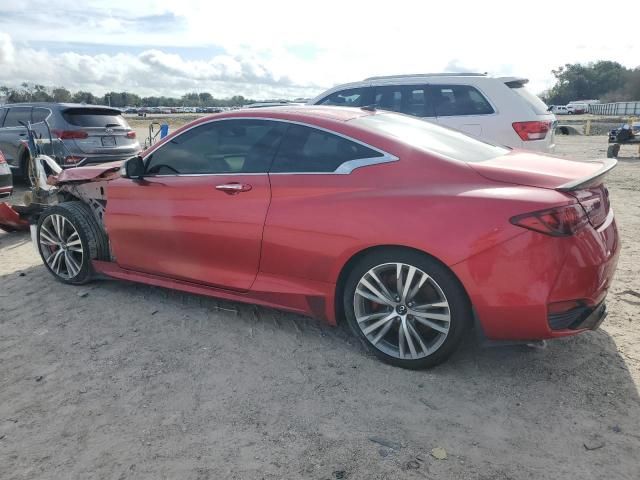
[{"left": 588, "top": 102, "right": 640, "bottom": 116}]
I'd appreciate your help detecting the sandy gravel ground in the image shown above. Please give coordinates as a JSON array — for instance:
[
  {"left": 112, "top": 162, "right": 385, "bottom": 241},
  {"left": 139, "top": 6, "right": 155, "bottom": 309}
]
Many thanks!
[{"left": 1, "top": 135, "right": 639, "bottom": 480}]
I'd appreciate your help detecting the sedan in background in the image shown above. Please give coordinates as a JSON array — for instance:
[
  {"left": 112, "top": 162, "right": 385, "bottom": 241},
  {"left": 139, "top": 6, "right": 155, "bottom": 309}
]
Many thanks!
[{"left": 32, "top": 106, "right": 619, "bottom": 369}]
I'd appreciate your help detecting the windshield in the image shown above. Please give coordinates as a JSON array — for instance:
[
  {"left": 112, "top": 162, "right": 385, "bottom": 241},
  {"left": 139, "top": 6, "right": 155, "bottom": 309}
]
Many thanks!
[
  {"left": 352, "top": 113, "right": 509, "bottom": 162},
  {"left": 62, "top": 108, "right": 129, "bottom": 128}
]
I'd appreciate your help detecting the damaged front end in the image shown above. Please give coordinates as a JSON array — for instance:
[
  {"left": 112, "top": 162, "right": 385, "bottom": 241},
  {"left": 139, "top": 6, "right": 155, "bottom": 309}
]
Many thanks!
[{"left": 0, "top": 122, "right": 122, "bottom": 247}]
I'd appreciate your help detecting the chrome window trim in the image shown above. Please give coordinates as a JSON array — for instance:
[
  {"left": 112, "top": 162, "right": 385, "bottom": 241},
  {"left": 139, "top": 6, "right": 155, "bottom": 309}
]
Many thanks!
[
  {"left": 142, "top": 116, "right": 399, "bottom": 177},
  {"left": 142, "top": 172, "right": 268, "bottom": 178}
]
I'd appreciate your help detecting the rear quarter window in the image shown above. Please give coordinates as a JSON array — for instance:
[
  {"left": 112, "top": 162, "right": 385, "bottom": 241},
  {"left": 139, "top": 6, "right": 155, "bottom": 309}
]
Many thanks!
[
  {"left": 32, "top": 108, "right": 51, "bottom": 123},
  {"left": 508, "top": 84, "right": 549, "bottom": 115},
  {"left": 432, "top": 85, "right": 494, "bottom": 116},
  {"left": 271, "top": 124, "right": 382, "bottom": 173},
  {"left": 354, "top": 113, "right": 509, "bottom": 163},
  {"left": 62, "top": 108, "right": 129, "bottom": 128}
]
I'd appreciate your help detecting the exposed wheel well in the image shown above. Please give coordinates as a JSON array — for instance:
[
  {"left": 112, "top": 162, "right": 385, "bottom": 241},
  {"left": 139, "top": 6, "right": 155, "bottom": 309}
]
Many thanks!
[
  {"left": 334, "top": 245, "right": 472, "bottom": 324},
  {"left": 19, "top": 149, "right": 30, "bottom": 176}
]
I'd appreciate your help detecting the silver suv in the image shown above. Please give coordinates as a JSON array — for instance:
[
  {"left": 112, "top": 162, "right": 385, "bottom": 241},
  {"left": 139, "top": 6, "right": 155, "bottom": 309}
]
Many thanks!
[{"left": 0, "top": 103, "right": 141, "bottom": 178}]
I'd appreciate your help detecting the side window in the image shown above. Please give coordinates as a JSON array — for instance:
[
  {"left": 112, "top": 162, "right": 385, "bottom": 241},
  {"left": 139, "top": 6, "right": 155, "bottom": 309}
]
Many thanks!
[
  {"left": 146, "top": 120, "right": 286, "bottom": 175},
  {"left": 431, "top": 85, "right": 494, "bottom": 116},
  {"left": 0, "top": 109, "right": 7, "bottom": 127},
  {"left": 318, "top": 88, "right": 371, "bottom": 107},
  {"left": 4, "top": 107, "right": 32, "bottom": 127},
  {"left": 32, "top": 108, "right": 51, "bottom": 124},
  {"left": 374, "top": 85, "right": 432, "bottom": 117},
  {"left": 271, "top": 124, "right": 382, "bottom": 173}
]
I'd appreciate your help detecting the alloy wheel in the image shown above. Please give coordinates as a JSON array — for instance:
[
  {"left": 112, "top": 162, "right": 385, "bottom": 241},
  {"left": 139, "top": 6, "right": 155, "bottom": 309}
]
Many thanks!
[
  {"left": 39, "top": 214, "right": 84, "bottom": 280},
  {"left": 353, "top": 262, "right": 451, "bottom": 360}
]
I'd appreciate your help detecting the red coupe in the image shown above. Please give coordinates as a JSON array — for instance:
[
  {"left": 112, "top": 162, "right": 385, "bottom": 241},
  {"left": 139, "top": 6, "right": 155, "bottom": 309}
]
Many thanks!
[{"left": 34, "top": 106, "right": 619, "bottom": 368}]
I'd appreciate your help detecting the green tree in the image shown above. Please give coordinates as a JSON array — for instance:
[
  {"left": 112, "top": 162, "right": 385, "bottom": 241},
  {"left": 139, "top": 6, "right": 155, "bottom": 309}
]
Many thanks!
[
  {"left": 72, "top": 91, "right": 97, "bottom": 104},
  {"left": 546, "top": 61, "right": 628, "bottom": 104},
  {"left": 52, "top": 87, "right": 72, "bottom": 102}
]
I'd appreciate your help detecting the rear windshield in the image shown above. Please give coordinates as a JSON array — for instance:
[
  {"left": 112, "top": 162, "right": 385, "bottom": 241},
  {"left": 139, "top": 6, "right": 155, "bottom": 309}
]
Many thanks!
[
  {"left": 352, "top": 113, "right": 509, "bottom": 162},
  {"left": 508, "top": 84, "right": 549, "bottom": 115},
  {"left": 62, "top": 108, "right": 129, "bottom": 128}
]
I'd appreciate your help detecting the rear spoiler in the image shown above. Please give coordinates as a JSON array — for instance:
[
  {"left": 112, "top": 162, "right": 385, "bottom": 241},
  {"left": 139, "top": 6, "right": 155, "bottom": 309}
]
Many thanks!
[
  {"left": 556, "top": 159, "right": 617, "bottom": 191},
  {"left": 499, "top": 77, "right": 529, "bottom": 88}
]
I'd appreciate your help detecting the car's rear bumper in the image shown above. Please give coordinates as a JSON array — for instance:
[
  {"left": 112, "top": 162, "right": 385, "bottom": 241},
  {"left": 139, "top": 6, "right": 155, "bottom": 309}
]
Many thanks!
[{"left": 451, "top": 210, "right": 620, "bottom": 341}]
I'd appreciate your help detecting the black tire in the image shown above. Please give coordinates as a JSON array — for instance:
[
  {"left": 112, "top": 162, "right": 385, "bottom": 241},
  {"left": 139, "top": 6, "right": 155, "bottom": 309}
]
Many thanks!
[
  {"left": 36, "top": 201, "right": 109, "bottom": 285},
  {"left": 343, "top": 248, "right": 471, "bottom": 369},
  {"left": 21, "top": 152, "right": 32, "bottom": 184},
  {"left": 607, "top": 144, "right": 620, "bottom": 158}
]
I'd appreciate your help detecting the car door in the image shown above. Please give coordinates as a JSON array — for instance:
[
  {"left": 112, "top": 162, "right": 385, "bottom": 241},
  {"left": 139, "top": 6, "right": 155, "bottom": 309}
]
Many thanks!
[
  {"left": 105, "top": 118, "right": 287, "bottom": 291},
  {"left": 430, "top": 84, "right": 494, "bottom": 138},
  {"left": 0, "top": 106, "right": 31, "bottom": 169}
]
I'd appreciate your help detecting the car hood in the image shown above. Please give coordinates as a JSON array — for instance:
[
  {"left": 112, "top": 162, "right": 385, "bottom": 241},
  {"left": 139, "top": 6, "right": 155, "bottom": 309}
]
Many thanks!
[
  {"left": 55, "top": 161, "right": 123, "bottom": 184},
  {"left": 467, "top": 151, "right": 613, "bottom": 190}
]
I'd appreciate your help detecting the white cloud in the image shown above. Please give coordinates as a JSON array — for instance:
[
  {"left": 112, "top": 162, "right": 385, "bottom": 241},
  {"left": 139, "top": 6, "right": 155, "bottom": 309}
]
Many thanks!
[
  {"left": 0, "top": 34, "right": 318, "bottom": 99},
  {"left": 0, "top": 33, "right": 15, "bottom": 64}
]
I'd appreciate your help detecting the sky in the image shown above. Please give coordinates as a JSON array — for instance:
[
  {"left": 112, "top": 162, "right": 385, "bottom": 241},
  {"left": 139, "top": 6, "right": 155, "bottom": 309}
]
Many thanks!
[{"left": 0, "top": 1, "right": 638, "bottom": 100}]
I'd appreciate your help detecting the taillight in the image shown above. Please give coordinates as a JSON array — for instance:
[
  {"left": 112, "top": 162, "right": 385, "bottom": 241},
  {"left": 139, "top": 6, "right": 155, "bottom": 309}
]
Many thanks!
[
  {"left": 570, "top": 186, "right": 609, "bottom": 228},
  {"left": 510, "top": 204, "right": 588, "bottom": 236},
  {"left": 512, "top": 121, "right": 551, "bottom": 141},
  {"left": 0, "top": 151, "right": 6, "bottom": 164},
  {"left": 126, "top": 131, "right": 136, "bottom": 139},
  {"left": 52, "top": 129, "right": 89, "bottom": 139}
]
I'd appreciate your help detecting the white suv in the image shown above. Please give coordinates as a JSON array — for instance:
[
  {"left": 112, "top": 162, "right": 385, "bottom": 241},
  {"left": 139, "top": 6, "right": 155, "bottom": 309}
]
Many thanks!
[{"left": 309, "top": 73, "right": 556, "bottom": 152}]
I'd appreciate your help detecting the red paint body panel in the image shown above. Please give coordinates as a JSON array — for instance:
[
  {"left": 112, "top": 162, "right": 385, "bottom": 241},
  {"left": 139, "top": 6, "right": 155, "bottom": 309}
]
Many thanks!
[
  {"left": 92, "top": 260, "right": 335, "bottom": 320},
  {"left": 0, "top": 202, "right": 29, "bottom": 232},
  {"left": 56, "top": 161, "right": 122, "bottom": 183},
  {"left": 86, "top": 107, "right": 620, "bottom": 341},
  {"left": 468, "top": 151, "right": 608, "bottom": 189},
  {"left": 105, "top": 174, "right": 271, "bottom": 291},
  {"left": 452, "top": 210, "right": 619, "bottom": 340}
]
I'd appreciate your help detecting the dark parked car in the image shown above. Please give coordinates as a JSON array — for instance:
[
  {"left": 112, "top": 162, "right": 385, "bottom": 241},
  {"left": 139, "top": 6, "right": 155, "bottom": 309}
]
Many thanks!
[
  {"left": 0, "top": 149, "right": 12, "bottom": 198},
  {"left": 0, "top": 103, "right": 141, "bottom": 179}
]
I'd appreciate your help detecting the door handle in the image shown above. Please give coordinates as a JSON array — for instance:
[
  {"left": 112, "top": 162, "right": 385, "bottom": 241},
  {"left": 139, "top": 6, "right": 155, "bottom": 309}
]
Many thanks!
[{"left": 215, "top": 182, "right": 252, "bottom": 194}]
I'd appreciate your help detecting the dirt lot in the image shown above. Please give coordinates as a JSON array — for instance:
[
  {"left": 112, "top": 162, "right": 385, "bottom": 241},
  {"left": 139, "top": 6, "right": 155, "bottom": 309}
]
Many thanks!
[{"left": 1, "top": 135, "right": 639, "bottom": 480}]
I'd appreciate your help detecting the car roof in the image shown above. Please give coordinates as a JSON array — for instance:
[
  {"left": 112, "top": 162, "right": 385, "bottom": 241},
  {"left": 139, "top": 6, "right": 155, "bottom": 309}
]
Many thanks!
[
  {"left": 1, "top": 102, "right": 119, "bottom": 110},
  {"left": 142, "top": 106, "right": 379, "bottom": 158},
  {"left": 213, "top": 105, "right": 376, "bottom": 123},
  {"left": 364, "top": 72, "right": 487, "bottom": 81}
]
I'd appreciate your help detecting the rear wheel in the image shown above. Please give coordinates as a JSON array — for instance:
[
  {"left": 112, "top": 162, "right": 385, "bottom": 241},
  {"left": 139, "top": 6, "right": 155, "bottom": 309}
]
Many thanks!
[
  {"left": 343, "top": 249, "right": 471, "bottom": 369},
  {"left": 36, "top": 202, "right": 108, "bottom": 285}
]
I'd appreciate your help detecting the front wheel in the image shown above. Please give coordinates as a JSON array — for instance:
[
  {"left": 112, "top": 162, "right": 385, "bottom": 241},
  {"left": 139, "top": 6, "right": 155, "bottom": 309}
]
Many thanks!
[
  {"left": 343, "top": 249, "right": 471, "bottom": 369},
  {"left": 36, "top": 202, "right": 108, "bottom": 285}
]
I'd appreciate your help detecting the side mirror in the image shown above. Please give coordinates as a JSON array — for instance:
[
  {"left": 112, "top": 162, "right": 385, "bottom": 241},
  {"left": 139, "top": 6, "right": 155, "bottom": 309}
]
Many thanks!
[{"left": 122, "top": 155, "right": 145, "bottom": 179}]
